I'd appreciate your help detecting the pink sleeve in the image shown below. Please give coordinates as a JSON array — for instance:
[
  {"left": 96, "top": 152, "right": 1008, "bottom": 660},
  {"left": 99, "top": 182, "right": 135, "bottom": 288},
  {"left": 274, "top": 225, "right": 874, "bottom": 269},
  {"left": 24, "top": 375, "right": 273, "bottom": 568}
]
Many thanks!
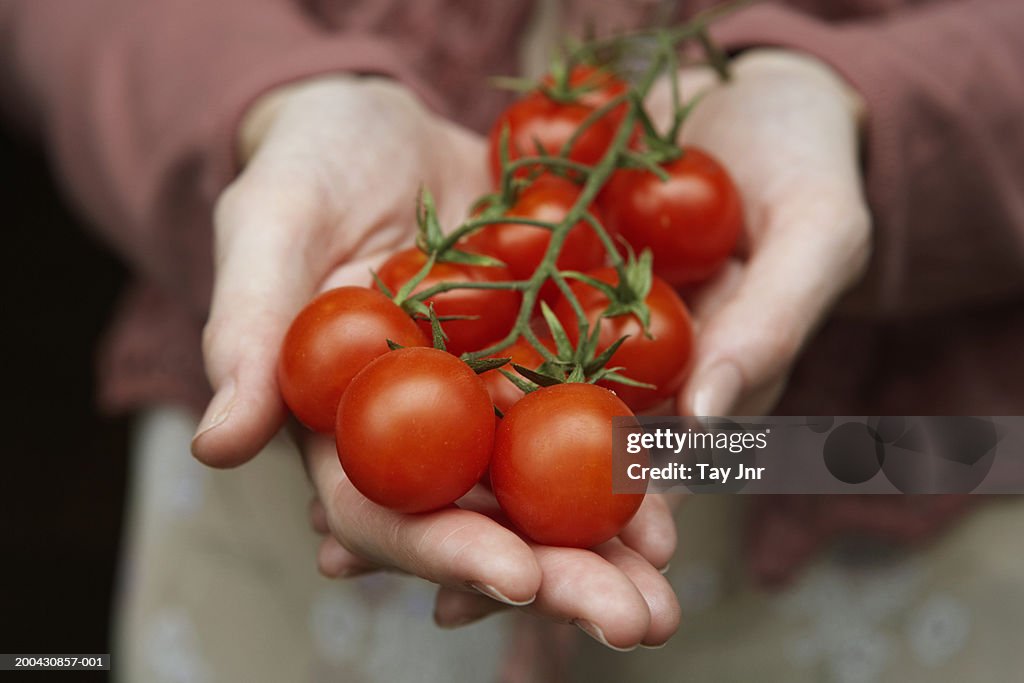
[
  {"left": 0, "top": 0, "right": 444, "bottom": 315},
  {"left": 712, "top": 0, "right": 1024, "bottom": 316}
]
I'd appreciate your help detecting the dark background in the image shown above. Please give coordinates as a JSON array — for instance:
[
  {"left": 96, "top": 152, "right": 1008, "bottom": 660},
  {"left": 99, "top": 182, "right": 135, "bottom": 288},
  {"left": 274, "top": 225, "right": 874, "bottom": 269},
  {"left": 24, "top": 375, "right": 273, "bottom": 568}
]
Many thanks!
[{"left": 1, "top": 128, "right": 130, "bottom": 677}]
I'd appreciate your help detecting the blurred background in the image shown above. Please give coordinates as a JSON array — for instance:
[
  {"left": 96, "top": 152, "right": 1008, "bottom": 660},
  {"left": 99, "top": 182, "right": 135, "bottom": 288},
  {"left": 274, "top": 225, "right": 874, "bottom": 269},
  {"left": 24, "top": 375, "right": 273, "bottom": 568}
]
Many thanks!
[{"left": 1, "top": 128, "right": 129, "bottom": 664}]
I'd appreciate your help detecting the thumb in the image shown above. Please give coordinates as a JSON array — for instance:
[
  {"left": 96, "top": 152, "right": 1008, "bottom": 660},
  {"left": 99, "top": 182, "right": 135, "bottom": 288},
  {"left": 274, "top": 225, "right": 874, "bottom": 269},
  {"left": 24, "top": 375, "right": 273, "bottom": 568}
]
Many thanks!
[
  {"left": 191, "top": 175, "right": 322, "bottom": 467},
  {"left": 680, "top": 196, "right": 870, "bottom": 417}
]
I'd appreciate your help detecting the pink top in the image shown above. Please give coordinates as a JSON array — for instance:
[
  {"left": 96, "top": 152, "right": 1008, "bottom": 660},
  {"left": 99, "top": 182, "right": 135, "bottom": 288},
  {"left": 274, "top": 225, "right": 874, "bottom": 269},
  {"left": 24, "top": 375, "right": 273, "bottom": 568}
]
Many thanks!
[{"left": 3, "top": 0, "right": 1024, "bottom": 582}]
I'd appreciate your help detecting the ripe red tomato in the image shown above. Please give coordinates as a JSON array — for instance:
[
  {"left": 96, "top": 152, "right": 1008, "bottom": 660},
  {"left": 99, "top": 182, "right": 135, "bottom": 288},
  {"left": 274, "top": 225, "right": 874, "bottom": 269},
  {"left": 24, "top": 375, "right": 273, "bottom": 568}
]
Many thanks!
[
  {"left": 277, "top": 287, "right": 427, "bottom": 433},
  {"left": 374, "top": 247, "right": 520, "bottom": 355},
  {"left": 541, "top": 64, "right": 630, "bottom": 125},
  {"left": 598, "top": 147, "right": 743, "bottom": 286},
  {"left": 553, "top": 267, "right": 694, "bottom": 411},
  {"left": 466, "top": 176, "right": 606, "bottom": 304},
  {"left": 487, "top": 90, "right": 618, "bottom": 183},
  {"left": 336, "top": 347, "right": 495, "bottom": 513},
  {"left": 491, "top": 383, "right": 645, "bottom": 547},
  {"left": 480, "top": 337, "right": 546, "bottom": 415}
]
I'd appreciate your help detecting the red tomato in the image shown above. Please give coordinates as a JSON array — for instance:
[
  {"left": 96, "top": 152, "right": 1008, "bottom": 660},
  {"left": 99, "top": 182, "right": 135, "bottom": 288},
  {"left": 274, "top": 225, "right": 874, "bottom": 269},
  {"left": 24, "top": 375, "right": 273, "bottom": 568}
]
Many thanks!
[
  {"left": 480, "top": 337, "right": 546, "bottom": 415},
  {"left": 487, "top": 91, "right": 618, "bottom": 183},
  {"left": 336, "top": 347, "right": 495, "bottom": 513},
  {"left": 598, "top": 147, "right": 743, "bottom": 286},
  {"left": 491, "top": 383, "right": 645, "bottom": 547},
  {"left": 374, "top": 247, "right": 520, "bottom": 355},
  {"left": 541, "top": 64, "right": 630, "bottom": 126},
  {"left": 553, "top": 268, "right": 694, "bottom": 411},
  {"left": 467, "top": 176, "right": 606, "bottom": 304},
  {"left": 277, "top": 287, "right": 427, "bottom": 433}
]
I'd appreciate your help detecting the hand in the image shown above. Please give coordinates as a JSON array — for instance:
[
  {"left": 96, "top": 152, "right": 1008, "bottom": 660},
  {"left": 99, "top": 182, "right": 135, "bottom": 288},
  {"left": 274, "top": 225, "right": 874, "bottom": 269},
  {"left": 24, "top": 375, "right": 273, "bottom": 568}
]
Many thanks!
[
  {"left": 305, "top": 434, "right": 680, "bottom": 650},
  {"left": 192, "top": 74, "right": 680, "bottom": 650},
  {"left": 191, "top": 75, "right": 488, "bottom": 466},
  {"left": 648, "top": 49, "right": 872, "bottom": 416}
]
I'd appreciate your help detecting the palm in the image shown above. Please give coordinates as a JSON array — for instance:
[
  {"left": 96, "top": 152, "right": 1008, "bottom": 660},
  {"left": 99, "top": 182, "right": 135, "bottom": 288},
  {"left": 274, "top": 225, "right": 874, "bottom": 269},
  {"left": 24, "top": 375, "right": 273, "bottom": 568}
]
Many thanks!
[{"left": 645, "top": 51, "right": 871, "bottom": 416}]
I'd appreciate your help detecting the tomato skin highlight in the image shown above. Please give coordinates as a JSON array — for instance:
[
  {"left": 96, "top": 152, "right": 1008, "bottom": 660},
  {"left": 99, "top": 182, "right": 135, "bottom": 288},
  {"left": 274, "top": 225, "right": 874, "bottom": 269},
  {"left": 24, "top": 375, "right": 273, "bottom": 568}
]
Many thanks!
[
  {"left": 374, "top": 247, "right": 520, "bottom": 355},
  {"left": 467, "top": 176, "right": 606, "bottom": 304},
  {"left": 491, "top": 383, "right": 645, "bottom": 548},
  {"left": 336, "top": 347, "right": 495, "bottom": 513},
  {"left": 599, "top": 147, "right": 743, "bottom": 286},
  {"left": 554, "top": 268, "right": 694, "bottom": 411},
  {"left": 277, "top": 287, "right": 427, "bottom": 433}
]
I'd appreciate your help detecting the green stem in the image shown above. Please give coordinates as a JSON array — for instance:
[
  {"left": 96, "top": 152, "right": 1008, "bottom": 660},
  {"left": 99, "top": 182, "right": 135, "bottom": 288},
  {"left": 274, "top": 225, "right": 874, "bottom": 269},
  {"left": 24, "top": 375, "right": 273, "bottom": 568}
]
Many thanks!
[
  {"left": 557, "top": 92, "right": 630, "bottom": 158},
  {"left": 412, "top": 279, "right": 529, "bottom": 300},
  {"left": 464, "top": 105, "right": 639, "bottom": 361},
  {"left": 400, "top": 12, "right": 737, "bottom": 372},
  {"left": 435, "top": 215, "right": 560, "bottom": 254}
]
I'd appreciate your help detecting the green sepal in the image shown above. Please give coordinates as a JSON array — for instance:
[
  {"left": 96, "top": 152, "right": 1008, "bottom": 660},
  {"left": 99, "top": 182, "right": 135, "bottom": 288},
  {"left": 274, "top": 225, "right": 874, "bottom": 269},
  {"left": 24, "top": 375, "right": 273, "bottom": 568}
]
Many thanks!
[
  {"left": 370, "top": 269, "right": 393, "bottom": 298},
  {"left": 437, "top": 247, "right": 507, "bottom": 269},
  {"left": 464, "top": 357, "right": 510, "bottom": 374},
  {"left": 425, "top": 305, "right": 448, "bottom": 352},
  {"left": 594, "top": 368, "right": 656, "bottom": 390},
  {"left": 513, "top": 364, "right": 563, "bottom": 388},
  {"left": 566, "top": 364, "right": 587, "bottom": 384},
  {"left": 585, "top": 334, "right": 629, "bottom": 375},
  {"left": 539, "top": 301, "right": 574, "bottom": 358},
  {"left": 500, "top": 369, "right": 538, "bottom": 395}
]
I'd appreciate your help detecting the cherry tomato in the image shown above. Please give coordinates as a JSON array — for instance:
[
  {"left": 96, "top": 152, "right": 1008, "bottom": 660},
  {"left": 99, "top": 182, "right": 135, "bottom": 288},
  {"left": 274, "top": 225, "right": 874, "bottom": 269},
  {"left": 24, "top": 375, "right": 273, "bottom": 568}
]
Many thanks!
[
  {"left": 336, "top": 347, "right": 495, "bottom": 513},
  {"left": 491, "top": 383, "right": 645, "bottom": 547},
  {"left": 487, "top": 90, "right": 618, "bottom": 183},
  {"left": 466, "top": 176, "right": 606, "bottom": 304},
  {"left": 541, "top": 64, "right": 630, "bottom": 127},
  {"left": 374, "top": 247, "right": 520, "bottom": 355},
  {"left": 553, "top": 267, "right": 694, "bottom": 411},
  {"left": 277, "top": 287, "right": 427, "bottom": 433},
  {"left": 598, "top": 147, "right": 743, "bottom": 286},
  {"left": 481, "top": 337, "right": 546, "bottom": 415}
]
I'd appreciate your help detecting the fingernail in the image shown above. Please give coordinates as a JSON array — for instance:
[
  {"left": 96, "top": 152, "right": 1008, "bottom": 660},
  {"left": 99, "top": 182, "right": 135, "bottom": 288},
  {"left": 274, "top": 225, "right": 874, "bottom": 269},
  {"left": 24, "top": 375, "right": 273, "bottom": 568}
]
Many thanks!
[
  {"left": 658, "top": 562, "right": 671, "bottom": 575},
  {"left": 690, "top": 361, "right": 743, "bottom": 417},
  {"left": 192, "top": 378, "right": 237, "bottom": 444},
  {"left": 640, "top": 642, "right": 668, "bottom": 650},
  {"left": 435, "top": 612, "right": 480, "bottom": 630},
  {"left": 573, "top": 619, "right": 636, "bottom": 652},
  {"left": 466, "top": 581, "right": 535, "bottom": 607}
]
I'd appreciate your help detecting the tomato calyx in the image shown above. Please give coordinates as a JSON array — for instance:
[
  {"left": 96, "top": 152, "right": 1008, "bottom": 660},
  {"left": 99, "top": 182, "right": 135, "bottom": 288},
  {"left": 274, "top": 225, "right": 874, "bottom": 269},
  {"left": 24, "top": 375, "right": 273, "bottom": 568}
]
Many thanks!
[
  {"left": 564, "top": 247, "right": 655, "bottom": 337},
  {"left": 374, "top": 190, "right": 517, "bottom": 329},
  {"left": 420, "top": 304, "right": 512, "bottom": 375},
  {"left": 500, "top": 297, "right": 656, "bottom": 396}
]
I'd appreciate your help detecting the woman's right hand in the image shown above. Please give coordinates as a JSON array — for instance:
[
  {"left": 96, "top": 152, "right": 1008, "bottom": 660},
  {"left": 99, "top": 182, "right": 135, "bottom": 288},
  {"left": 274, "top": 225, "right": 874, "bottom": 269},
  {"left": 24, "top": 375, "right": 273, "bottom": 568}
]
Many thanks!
[{"left": 190, "top": 75, "right": 488, "bottom": 467}]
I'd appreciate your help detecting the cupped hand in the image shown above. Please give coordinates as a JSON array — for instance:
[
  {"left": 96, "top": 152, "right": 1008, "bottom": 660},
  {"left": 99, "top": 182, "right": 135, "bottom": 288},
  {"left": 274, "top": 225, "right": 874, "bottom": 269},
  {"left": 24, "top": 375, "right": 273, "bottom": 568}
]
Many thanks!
[
  {"left": 648, "top": 49, "right": 872, "bottom": 417},
  {"left": 190, "top": 75, "right": 489, "bottom": 466},
  {"left": 305, "top": 435, "right": 680, "bottom": 650},
  {"left": 192, "top": 74, "right": 680, "bottom": 650}
]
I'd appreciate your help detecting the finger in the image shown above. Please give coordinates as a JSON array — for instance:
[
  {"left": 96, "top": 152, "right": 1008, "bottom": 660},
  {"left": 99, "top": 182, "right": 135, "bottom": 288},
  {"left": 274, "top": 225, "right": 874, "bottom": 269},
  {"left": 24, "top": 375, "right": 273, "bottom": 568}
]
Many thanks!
[
  {"left": 684, "top": 258, "right": 745, "bottom": 324},
  {"left": 617, "top": 494, "right": 678, "bottom": 572},
  {"left": 309, "top": 497, "right": 329, "bottom": 534},
  {"left": 433, "top": 585, "right": 508, "bottom": 628},
  {"left": 317, "top": 535, "right": 379, "bottom": 579},
  {"left": 191, "top": 172, "right": 324, "bottom": 467},
  {"left": 592, "top": 540, "right": 681, "bottom": 647},
  {"left": 680, "top": 198, "right": 870, "bottom": 417},
  {"left": 305, "top": 435, "right": 542, "bottom": 604},
  {"left": 526, "top": 545, "right": 651, "bottom": 651}
]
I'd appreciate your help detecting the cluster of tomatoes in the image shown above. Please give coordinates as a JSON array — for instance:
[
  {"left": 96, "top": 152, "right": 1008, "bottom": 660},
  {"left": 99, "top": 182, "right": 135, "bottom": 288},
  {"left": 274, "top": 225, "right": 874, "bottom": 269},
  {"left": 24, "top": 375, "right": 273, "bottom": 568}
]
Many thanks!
[{"left": 277, "top": 62, "right": 742, "bottom": 549}]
